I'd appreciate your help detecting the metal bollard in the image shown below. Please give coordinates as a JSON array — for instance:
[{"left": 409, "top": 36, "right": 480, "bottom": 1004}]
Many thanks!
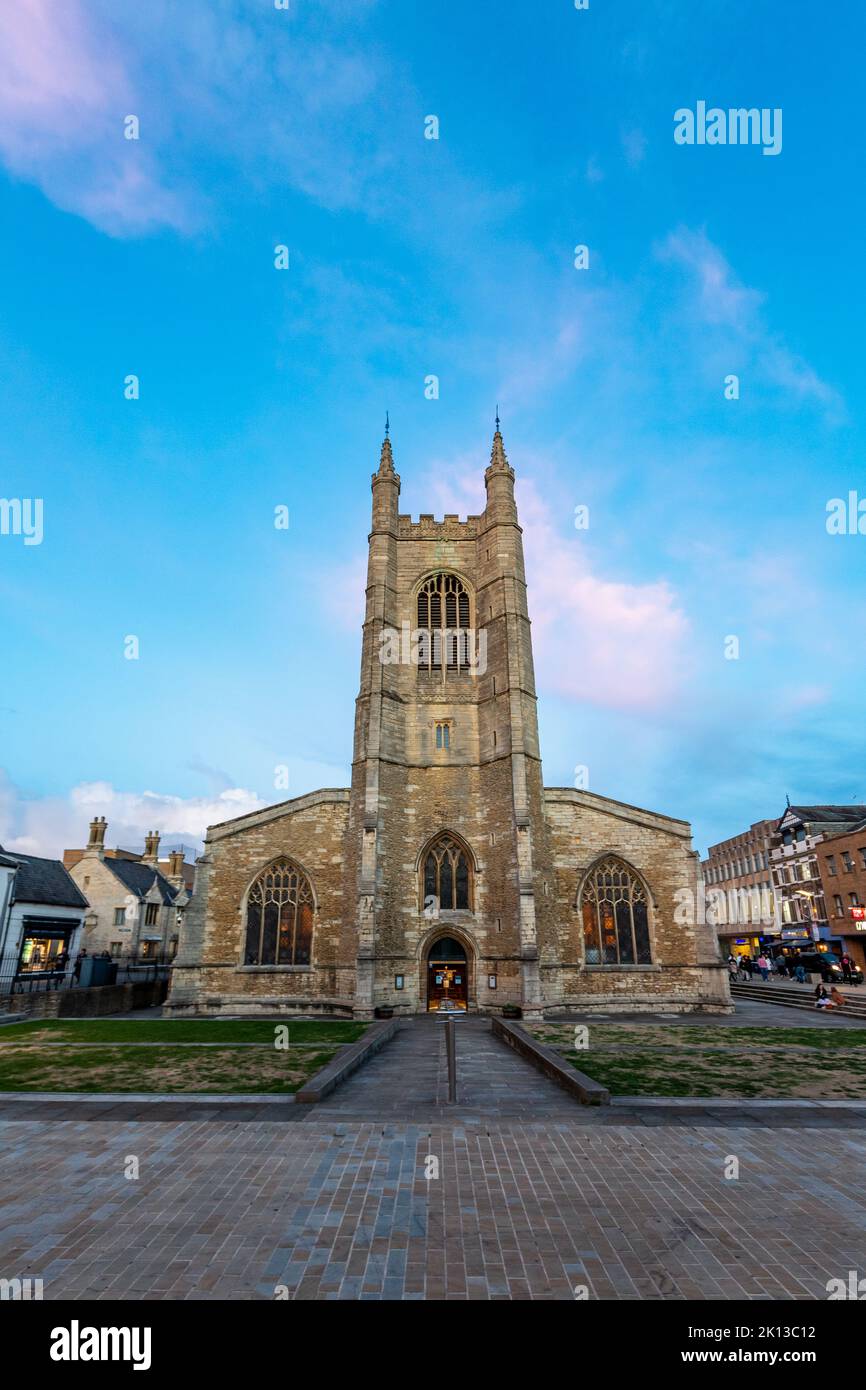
[{"left": 445, "top": 1015, "right": 457, "bottom": 1103}]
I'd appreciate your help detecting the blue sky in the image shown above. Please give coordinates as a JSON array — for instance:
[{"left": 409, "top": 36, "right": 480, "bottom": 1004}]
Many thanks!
[{"left": 0, "top": 0, "right": 864, "bottom": 859}]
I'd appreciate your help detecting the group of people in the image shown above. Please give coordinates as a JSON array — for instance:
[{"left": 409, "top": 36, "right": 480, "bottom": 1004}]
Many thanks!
[
  {"left": 727, "top": 950, "right": 854, "bottom": 1011},
  {"left": 814, "top": 984, "right": 847, "bottom": 1010},
  {"left": 728, "top": 952, "right": 798, "bottom": 983}
]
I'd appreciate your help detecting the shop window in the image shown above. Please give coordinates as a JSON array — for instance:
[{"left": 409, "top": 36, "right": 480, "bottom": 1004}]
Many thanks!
[{"left": 580, "top": 857, "right": 652, "bottom": 967}]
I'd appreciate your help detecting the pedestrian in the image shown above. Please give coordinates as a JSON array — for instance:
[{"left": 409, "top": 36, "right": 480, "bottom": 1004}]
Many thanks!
[
  {"left": 794, "top": 963, "right": 807, "bottom": 984},
  {"left": 841, "top": 954, "right": 853, "bottom": 983},
  {"left": 740, "top": 955, "right": 752, "bottom": 980},
  {"left": 728, "top": 955, "right": 739, "bottom": 985},
  {"left": 73, "top": 948, "right": 87, "bottom": 982},
  {"left": 775, "top": 955, "right": 787, "bottom": 979},
  {"left": 757, "top": 953, "right": 770, "bottom": 982}
]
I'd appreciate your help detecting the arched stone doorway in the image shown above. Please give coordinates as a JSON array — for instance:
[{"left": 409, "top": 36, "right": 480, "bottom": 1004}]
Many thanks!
[{"left": 425, "top": 935, "right": 469, "bottom": 1012}]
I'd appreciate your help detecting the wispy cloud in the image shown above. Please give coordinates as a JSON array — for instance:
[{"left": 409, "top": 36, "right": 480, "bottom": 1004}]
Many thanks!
[
  {"left": 657, "top": 227, "right": 846, "bottom": 423},
  {"left": 0, "top": 0, "right": 192, "bottom": 234},
  {"left": 420, "top": 463, "right": 690, "bottom": 713}
]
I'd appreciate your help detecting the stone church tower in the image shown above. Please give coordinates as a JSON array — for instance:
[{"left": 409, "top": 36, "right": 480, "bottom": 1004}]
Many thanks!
[
  {"left": 166, "top": 424, "right": 729, "bottom": 1018},
  {"left": 349, "top": 422, "right": 548, "bottom": 1017}
]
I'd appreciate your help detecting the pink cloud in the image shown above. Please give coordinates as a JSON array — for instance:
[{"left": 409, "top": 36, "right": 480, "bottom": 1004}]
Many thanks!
[
  {"left": 421, "top": 461, "right": 690, "bottom": 713},
  {"left": 0, "top": 0, "right": 191, "bottom": 234}
]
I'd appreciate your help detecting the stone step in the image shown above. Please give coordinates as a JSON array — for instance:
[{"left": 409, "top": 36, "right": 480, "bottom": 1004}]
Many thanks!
[{"left": 730, "top": 983, "right": 866, "bottom": 1019}]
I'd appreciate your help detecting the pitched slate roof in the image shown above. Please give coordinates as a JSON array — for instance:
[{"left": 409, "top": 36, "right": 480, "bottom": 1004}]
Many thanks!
[
  {"left": 788, "top": 805, "right": 866, "bottom": 825},
  {"left": 103, "top": 858, "right": 178, "bottom": 904},
  {"left": 0, "top": 847, "right": 89, "bottom": 909}
]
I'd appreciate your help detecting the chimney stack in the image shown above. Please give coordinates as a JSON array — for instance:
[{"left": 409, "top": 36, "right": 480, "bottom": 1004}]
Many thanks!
[
  {"left": 85, "top": 816, "right": 107, "bottom": 858},
  {"left": 167, "top": 849, "right": 185, "bottom": 884},
  {"left": 142, "top": 831, "right": 160, "bottom": 865}
]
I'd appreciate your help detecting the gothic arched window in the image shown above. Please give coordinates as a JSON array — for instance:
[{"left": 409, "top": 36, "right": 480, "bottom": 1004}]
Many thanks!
[
  {"left": 422, "top": 835, "right": 472, "bottom": 912},
  {"left": 580, "top": 857, "right": 652, "bottom": 966},
  {"left": 244, "top": 860, "right": 314, "bottom": 966},
  {"left": 416, "top": 573, "right": 471, "bottom": 672}
]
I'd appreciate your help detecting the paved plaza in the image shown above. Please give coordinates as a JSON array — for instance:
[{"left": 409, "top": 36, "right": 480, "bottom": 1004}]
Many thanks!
[{"left": 2, "top": 1009, "right": 866, "bottom": 1300}]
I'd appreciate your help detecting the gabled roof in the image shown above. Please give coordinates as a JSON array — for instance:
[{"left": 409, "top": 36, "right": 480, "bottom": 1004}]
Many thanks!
[
  {"left": 0, "top": 847, "right": 89, "bottom": 909},
  {"left": 103, "top": 858, "right": 178, "bottom": 904}
]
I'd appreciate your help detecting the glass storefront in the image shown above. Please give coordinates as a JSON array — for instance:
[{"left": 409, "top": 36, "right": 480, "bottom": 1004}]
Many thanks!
[{"left": 18, "top": 926, "right": 72, "bottom": 974}]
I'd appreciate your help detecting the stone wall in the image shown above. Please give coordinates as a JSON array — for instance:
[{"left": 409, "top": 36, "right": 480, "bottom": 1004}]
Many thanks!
[
  {"left": 165, "top": 790, "right": 352, "bottom": 1016},
  {"left": 2, "top": 978, "right": 167, "bottom": 1019}
]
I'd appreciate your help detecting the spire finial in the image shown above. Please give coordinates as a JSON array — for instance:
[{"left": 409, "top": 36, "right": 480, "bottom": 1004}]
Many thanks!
[
  {"left": 377, "top": 417, "right": 395, "bottom": 477},
  {"left": 495, "top": 403, "right": 500, "bottom": 431}
]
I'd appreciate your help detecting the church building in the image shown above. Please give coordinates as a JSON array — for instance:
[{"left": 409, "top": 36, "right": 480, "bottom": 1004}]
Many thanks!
[{"left": 166, "top": 425, "right": 729, "bottom": 1019}]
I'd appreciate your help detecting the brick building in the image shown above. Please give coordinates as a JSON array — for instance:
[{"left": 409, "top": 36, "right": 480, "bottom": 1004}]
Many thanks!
[
  {"left": 770, "top": 803, "right": 866, "bottom": 960},
  {"left": 167, "top": 426, "right": 729, "bottom": 1019},
  {"left": 815, "top": 820, "right": 866, "bottom": 970},
  {"left": 701, "top": 818, "right": 781, "bottom": 961}
]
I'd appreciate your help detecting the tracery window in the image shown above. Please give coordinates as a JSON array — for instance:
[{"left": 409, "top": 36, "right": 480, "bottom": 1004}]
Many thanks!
[
  {"left": 244, "top": 859, "right": 314, "bottom": 966},
  {"left": 422, "top": 834, "right": 472, "bottom": 912},
  {"left": 416, "top": 573, "right": 471, "bottom": 672},
  {"left": 580, "top": 857, "right": 652, "bottom": 966}
]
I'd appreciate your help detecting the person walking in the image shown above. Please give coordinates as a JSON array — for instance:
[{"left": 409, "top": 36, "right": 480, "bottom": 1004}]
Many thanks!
[
  {"left": 794, "top": 962, "right": 807, "bottom": 984},
  {"left": 775, "top": 955, "right": 787, "bottom": 979},
  {"left": 728, "top": 955, "right": 739, "bottom": 986},
  {"left": 841, "top": 954, "right": 853, "bottom": 984},
  {"left": 73, "top": 948, "right": 87, "bottom": 982},
  {"left": 757, "top": 953, "right": 770, "bottom": 982}
]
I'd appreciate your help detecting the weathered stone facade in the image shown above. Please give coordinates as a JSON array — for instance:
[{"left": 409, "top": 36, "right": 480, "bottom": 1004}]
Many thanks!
[{"left": 166, "top": 428, "right": 730, "bottom": 1018}]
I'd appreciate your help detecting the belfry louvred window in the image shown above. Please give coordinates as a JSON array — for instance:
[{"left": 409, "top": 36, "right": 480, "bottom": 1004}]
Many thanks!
[
  {"left": 580, "top": 858, "right": 652, "bottom": 966},
  {"left": 244, "top": 860, "right": 314, "bottom": 966},
  {"left": 423, "top": 835, "right": 472, "bottom": 911},
  {"left": 416, "top": 573, "right": 471, "bottom": 672}
]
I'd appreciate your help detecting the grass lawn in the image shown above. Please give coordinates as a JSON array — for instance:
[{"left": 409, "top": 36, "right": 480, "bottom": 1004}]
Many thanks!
[
  {"left": 0, "top": 1019, "right": 368, "bottom": 1093},
  {"left": 528, "top": 1023, "right": 866, "bottom": 1099},
  {"left": 0, "top": 1019, "right": 367, "bottom": 1045}
]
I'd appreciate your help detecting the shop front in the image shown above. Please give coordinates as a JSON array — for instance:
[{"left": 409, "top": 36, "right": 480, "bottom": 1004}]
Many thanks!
[
  {"left": 839, "top": 908, "right": 866, "bottom": 972},
  {"left": 16, "top": 918, "right": 76, "bottom": 977}
]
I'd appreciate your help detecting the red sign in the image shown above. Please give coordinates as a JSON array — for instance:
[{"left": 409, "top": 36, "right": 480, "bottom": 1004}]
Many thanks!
[{"left": 851, "top": 907, "right": 866, "bottom": 920}]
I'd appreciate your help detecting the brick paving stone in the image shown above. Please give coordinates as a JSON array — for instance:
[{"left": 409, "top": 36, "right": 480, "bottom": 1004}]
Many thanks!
[{"left": 3, "top": 1015, "right": 866, "bottom": 1298}]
